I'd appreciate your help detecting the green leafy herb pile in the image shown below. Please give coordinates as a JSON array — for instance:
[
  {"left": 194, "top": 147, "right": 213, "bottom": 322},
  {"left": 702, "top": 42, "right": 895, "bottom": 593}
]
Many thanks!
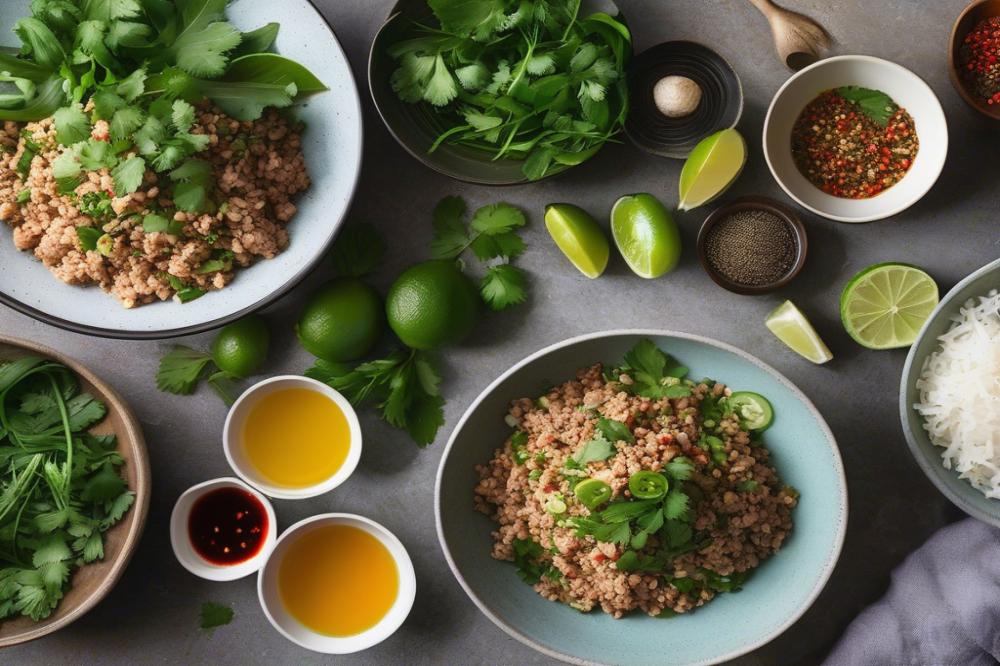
[
  {"left": 0, "top": 357, "right": 134, "bottom": 622},
  {"left": 387, "top": 0, "right": 631, "bottom": 180},
  {"left": 199, "top": 600, "right": 234, "bottom": 632},
  {"left": 1, "top": 0, "right": 326, "bottom": 218},
  {"left": 306, "top": 199, "right": 531, "bottom": 446}
]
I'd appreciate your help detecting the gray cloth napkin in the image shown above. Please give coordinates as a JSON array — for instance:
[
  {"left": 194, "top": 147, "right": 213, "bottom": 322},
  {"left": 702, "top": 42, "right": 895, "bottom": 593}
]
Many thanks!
[{"left": 824, "top": 518, "right": 1000, "bottom": 666}]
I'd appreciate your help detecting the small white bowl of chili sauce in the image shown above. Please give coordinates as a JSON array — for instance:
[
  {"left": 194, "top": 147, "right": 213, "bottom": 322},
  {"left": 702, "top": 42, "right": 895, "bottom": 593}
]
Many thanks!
[{"left": 170, "top": 477, "right": 277, "bottom": 581}]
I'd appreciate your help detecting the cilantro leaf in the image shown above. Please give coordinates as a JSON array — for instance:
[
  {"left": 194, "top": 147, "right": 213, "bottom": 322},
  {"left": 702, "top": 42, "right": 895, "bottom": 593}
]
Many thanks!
[
  {"left": 199, "top": 601, "right": 234, "bottom": 631},
  {"left": 110, "top": 155, "right": 145, "bottom": 196},
  {"left": 430, "top": 195, "right": 469, "bottom": 259},
  {"left": 76, "top": 226, "right": 102, "bottom": 251},
  {"left": 169, "top": 2, "right": 241, "bottom": 79},
  {"left": 330, "top": 223, "right": 386, "bottom": 278},
  {"left": 480, "top": 264, "right": 527, "bottom": 311},
  {"left": 595, "top": 417, "right": 634, "bottom": 444},
  {"left": 663, "top": 488, "right": 690, "bottom": 522},
  {"left": 572, "top": 435, "right": 615, "bottom": 465},
  {"left": 156, "top": 346, "right": 214, "bottom": 395},
  {"left": 664, "top": 456, "right": 694, "bottom": 482},
  {"left": 53, "top": 104, "right": 91, "bottom": 146},
  {"left": 470, "top": 202, "right": 526, "bottom": 236},
  {"left": 619, "top": 339, "right": 691, "bottom": 399}
]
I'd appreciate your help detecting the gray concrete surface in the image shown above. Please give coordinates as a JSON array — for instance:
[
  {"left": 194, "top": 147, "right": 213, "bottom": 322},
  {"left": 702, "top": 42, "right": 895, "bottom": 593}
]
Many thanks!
[{"left": 3, "top": 0, "right": 992, "bottom": 664}]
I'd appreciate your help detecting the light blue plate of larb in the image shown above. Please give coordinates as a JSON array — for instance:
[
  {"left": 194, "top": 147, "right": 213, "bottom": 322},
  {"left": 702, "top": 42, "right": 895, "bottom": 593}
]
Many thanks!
[{"left": 436, "top": 330, "right": 847, "bottom": 666}]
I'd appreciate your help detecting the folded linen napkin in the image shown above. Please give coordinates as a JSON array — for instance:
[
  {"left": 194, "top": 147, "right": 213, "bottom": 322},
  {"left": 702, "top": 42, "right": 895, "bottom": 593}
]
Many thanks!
[{"left": 824, "top": 518, "right": 1000, "bottom": 666}]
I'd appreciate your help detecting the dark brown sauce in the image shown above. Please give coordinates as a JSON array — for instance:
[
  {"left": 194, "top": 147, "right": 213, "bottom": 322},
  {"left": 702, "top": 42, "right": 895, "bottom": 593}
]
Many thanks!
[{"left": 188, "top": 486, "right": 268, "bottom": 565}]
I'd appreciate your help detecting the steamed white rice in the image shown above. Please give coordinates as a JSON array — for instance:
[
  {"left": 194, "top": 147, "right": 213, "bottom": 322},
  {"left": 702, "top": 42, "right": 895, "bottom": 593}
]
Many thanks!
[{"left": 914, "top": 289, "right": 1000, "bottom": 498}]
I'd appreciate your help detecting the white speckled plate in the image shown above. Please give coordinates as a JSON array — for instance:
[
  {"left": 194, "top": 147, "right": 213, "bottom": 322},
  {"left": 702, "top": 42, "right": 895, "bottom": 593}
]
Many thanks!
[{"left": 0, "top": 0, "right": 363, "bottom": 338}]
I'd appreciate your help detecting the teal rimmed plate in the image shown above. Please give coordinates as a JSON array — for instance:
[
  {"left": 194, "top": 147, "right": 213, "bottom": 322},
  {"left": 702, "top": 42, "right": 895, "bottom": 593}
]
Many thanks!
[
  {"left": 435, "top": 330, "right": 847, "bottom": 666},
  {"left": 900, "top": 258, "right": 1000, "bottom": 526}
]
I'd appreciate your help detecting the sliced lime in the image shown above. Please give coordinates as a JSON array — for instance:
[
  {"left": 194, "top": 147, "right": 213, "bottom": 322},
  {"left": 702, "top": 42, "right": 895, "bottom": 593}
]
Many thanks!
[
  {"left": 840, "top": 263, "right": 939, "bottom": 350},
  {"left": 610, "top": 193, "right": 681, "bottom": 279},
  {"left": 544, "top": 203, "right": 610, "bottom": 279},
  {"left": 765, "top": 300, "right": 834, "bottom": 364},
  {"left": 678, "top": 129, "right": 747, "bottom": 211}
]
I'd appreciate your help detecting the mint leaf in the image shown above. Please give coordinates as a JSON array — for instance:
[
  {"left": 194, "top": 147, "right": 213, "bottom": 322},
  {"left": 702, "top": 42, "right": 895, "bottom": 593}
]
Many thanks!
[{"left": 836, "top": 86, "right": 897, "bottom": 126}]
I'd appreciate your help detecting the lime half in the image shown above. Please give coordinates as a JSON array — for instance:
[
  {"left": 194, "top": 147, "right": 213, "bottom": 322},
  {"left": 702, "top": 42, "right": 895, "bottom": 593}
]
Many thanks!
[
  {"left": 678, "top": 129, "right": 747, "bottom": 211},
  {"left": 840, "top": 263, "right": 939, "bottom": 350},
  {"left": 544, "top": 203, "right": 610, "bottom": 279},
  {"left": 610, "top": 193, "right": 682, "bottom": 279},
  {"left": 766, "top": 300, "right": 833, "bottom": 364}
]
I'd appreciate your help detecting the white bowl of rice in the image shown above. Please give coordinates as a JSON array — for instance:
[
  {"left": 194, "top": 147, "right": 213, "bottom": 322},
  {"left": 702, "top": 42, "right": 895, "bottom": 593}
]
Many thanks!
[{"left": 901, "top": 258, "right": 1000, "bottom": 525}]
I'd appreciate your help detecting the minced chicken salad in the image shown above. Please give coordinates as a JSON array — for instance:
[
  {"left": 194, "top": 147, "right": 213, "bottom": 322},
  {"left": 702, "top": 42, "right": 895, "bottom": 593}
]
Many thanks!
[
  {"left": 475, "top": 341, "right": 798, "bottom": 618},
  {"left": 0, "top": 1, "right": 326, "bottom": 308}
]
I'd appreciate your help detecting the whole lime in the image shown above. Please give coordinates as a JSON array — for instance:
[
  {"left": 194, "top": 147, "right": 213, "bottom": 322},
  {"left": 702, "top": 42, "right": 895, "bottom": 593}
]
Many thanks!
[
  {"left": 296, "top": 278, "right": 384, "bottom": 362},
  {"left": 211, "top": 315, "right": 270, "bottom": 378},
  {"left": 386, "top": 260, "right": 479, "bottom": 350}
]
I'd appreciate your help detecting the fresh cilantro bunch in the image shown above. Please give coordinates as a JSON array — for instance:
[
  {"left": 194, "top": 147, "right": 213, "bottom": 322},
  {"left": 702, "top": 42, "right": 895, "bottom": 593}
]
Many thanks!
[
  {"left": 0, "top": 357, "right": 134, "bottom": 622},
  {"left": 431, "top": 195, "right": 529, "bottom": 311},
  {"left": 607, "top": 338, "right": 693, "bottom": 399},
  {"left": 387, "top": 0, "right": 631, "bottom": 180}
]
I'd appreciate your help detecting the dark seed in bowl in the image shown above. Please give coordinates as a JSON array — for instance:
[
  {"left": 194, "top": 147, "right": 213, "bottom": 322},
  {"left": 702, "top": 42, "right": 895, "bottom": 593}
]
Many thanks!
[{"left": 705, "top": 210, "right": 797, "bottom": 287}]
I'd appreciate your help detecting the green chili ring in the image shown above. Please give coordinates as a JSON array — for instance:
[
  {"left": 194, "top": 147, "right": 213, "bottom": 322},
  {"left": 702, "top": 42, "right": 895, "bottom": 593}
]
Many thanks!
[
  {"left": 628, "top": 471, "right": 668, "bottom": 500},
  {"left": 574, "top": 478, "right": 612, "bottom": 509}
]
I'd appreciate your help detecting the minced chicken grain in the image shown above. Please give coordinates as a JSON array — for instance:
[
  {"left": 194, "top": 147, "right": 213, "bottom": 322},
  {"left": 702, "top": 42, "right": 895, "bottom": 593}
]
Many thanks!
[
  {"left": 0, "top": 105, "right": 309, "bottom": 308},
  {"left": 474, "top": 362, "right": 797, "bottom": 618}
]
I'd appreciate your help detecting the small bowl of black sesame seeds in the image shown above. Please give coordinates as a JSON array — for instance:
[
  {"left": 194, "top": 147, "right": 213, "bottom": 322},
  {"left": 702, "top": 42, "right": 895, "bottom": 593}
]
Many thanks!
[{"left": 697, "top": 197, "right": 807, "bottom": 295}]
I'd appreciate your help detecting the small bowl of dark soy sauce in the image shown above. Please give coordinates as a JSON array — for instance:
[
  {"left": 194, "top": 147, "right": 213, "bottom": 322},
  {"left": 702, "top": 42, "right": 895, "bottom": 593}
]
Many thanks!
[
  {"left": 170, "top": 477, "right": 277, "bottom": 581},
  {"left": 697, "top": 196, "right": 807, "bottom": 295}
]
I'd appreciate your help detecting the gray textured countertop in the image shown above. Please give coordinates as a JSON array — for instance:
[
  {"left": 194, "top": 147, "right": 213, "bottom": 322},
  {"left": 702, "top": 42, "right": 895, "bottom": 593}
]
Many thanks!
[{"left": 3, "top": 0, "right": 991, "bottom": 664}]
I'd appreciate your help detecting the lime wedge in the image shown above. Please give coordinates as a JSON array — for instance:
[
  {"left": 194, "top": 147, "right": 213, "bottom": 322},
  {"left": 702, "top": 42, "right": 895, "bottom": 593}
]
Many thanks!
[
  {"left": 544, "top": 203, "right": 610, "bottom": 279},
  {"left": 610, "top": 193, "right": 682, "bottom": 279},
  {"left": 765, "top": 300, "right": 834, "bottom": 364},
  {"left": 840, "top": 263, "right": 939, "bottom": 350},
  {"left": 678, "top": 129, "right": 747, "bottom": 211}
]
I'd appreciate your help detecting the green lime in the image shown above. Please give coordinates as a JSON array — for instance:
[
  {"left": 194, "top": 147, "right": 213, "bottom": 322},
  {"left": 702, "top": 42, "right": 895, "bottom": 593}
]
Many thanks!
[
  {"left": 544, "top": 203, "right": 610, "bottom": 279},
  {"left": 840, "top": 263, "right": 939, "bottom": 350},
  {"left": 386, "top": 260, "right": 479, "bottom": 350},
  {"left": 211, "top": 315, "right": 270, "bottom": 378},
  {"left": 610, "top": 193, "right": 682, "bottom": 278},
  {"left": 296, "top": 278, "right": 384, "bottom": 362},
  {"left": 678, "top": 129, "right": 747, "bottom": 211},
  {"left": 765, "top": 300, "right": 833, "bottom": 364}
]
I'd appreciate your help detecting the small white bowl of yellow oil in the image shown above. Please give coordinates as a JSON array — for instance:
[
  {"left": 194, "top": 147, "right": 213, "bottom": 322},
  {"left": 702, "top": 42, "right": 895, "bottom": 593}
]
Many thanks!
[
  {"left": 257, "top": 513, "right": 416, "bottom": 653},
  {"left": 223, "top": 375, "right": 361, "bottom": 499}
]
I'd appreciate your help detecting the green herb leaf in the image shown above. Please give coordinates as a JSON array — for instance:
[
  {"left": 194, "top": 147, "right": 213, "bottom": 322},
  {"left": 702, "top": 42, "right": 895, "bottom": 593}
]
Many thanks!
[
  {"left": 470, "top": 202, "right": 526, "bottom": 236},
  {"left": 595, "top": 417, "right": 634, "bottom": 444},
  {"left": 199, "top": 601, "right": 234, "bottom": 631},
  {"left": 572, "top": 435, "right": 616, "bottom": 465},
  {"left": 480, "top": 264, "right": 527, "bottom": 311},
  {"left": 836, "top": 86, "right": 897, "bottom": 126},
  {"left": 110, "top": 155, "right": 145, "bottom": 196},
  {"left": 156, "top": 346, "right": 214, "bottom": 395},
  {"left": 430, "top": 195, "right": 469, "bottom": 259},
  {"left": 53, "top": 104, "right": 91, "bottom": 146},
  {"left": 142, "top": 213, "right": 184, "bottom": 235},
  {"left": 76, "top": 226, "right": 102, "bottom": 251}
]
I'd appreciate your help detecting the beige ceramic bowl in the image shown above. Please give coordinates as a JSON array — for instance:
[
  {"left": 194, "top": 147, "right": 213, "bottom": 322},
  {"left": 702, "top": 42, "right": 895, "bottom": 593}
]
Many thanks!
[{"left": 0, "top": 336, "right": 150, "bottom": 647}]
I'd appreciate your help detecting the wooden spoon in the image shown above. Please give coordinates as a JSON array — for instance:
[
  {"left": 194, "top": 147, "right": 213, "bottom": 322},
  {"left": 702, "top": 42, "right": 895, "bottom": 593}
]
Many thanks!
[{"left": 747, "top": 0, "right": 832, "bottom": 70}]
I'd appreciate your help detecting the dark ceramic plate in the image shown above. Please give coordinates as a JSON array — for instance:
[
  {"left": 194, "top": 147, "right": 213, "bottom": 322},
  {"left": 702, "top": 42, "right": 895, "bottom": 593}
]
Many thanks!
[
  {"left": 625, "top": 41, "right": 743, "bottom": 159},
  {"left": 368, "top": 0, "right": 626, "bottom": 185}
]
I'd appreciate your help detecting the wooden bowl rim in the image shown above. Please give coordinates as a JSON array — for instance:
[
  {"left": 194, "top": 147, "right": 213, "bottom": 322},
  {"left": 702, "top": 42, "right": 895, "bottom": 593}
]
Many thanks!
[
  {"left": 948, "top": 0, "right": 1000, "bottom": 120},
  {"left": 0, "top": 335, "right": 150, "bottom": 648}
]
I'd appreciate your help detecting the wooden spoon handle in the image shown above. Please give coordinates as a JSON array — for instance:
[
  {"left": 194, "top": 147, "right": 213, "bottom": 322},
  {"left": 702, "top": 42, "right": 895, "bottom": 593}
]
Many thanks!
[{"left": 747, "top": 0, "right": 778, "bottom": 19}]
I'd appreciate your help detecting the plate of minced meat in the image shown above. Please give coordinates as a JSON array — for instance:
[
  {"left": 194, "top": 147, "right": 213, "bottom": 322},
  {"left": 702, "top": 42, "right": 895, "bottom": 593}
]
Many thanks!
[
  {"left": 436, "top": 331, "right": 847, "bottom": 666},
  {"left": 0, "top": 0, "right": 362, "bottom": 338}
]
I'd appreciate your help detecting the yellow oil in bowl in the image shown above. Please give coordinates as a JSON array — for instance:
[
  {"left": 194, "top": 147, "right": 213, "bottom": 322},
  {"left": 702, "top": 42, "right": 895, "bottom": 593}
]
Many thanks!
[
  {"left": 278, "top": 524, "right": 399, "bottom": 636},
  {"left": 241, "top": 388, "right": 350, "bottom": 488}
]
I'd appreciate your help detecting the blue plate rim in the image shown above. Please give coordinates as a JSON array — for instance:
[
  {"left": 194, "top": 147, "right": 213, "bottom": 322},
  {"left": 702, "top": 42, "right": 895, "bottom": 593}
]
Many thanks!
[
  {"left": 899, "top": 257, "right": 1000, "bottom": 526},
  {"left": 434, "top": 328, "right": 848, "bottom": 666},
  {"left": 0, "top": 0, "right": 364, "bottom": 340}
]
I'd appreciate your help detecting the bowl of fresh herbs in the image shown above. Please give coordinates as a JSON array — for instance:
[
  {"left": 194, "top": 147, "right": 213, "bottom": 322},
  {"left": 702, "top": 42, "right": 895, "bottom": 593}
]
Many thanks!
[
  {"left": 0, "top": 336, "right": 149, "bottom": 647},
  {"left": 369, "top": 0, "right": 631, "bottom": 184}
]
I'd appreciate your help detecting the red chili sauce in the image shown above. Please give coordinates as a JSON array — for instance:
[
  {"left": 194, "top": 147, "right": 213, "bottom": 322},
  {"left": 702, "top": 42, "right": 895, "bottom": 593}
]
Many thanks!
[{"left": 188, "top": 487, "right": 268, "bottom": 565}]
